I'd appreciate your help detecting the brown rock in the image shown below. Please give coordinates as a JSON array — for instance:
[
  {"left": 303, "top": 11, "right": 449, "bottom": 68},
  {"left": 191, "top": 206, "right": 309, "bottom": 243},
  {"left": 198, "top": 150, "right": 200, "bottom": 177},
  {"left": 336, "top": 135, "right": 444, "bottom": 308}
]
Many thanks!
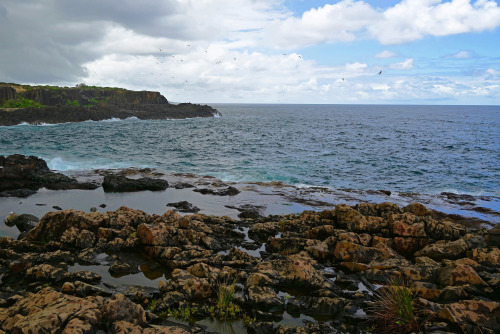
[
  {"left": 0, "top": 288, "right": 101, "bottom": 333},
  {"left": 333, "top": 240, "right": 398, "bottom": 263},
  {"left": 172, "top": 269, "right": 212, "bottom": 299},
  {"left": 403, "top": 202, "right": 429, "bottom": 216},
  {"left": 414, "top": 238, "right": 469, "bottom": 261},
  {"left": 469, "top": 247, "right": 500, "bottom": 267},
  {"left": 247, "top": 285, "right": 284, "bottom": 312},
  {"left": 102, "top": 293, "right": 146, "bottom": 326},
  {"left": 438, "top": 300, "right": 500, "bottom": 332},
  {"left": 438, "top": 264, "right": 487, "bottom": 287}
]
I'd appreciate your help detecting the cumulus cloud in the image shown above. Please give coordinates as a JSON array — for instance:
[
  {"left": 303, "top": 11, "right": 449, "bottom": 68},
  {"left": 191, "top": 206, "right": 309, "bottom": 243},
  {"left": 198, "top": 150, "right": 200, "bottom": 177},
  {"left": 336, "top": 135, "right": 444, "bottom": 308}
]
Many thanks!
[
  {"left": 0, "top": 0, "right": 499, "bottom": 103},
  {"left": 376, "top": 50, "right": 397, "bottom": 58},
  {"left": 452, "top": 50, "right": 472, "bottom": 59},
  {"left": 390, "top": 58, "right": 414, "bottom": 70},
  {"left": 369, "top": 0, "right": 500, "bottom": 44}
]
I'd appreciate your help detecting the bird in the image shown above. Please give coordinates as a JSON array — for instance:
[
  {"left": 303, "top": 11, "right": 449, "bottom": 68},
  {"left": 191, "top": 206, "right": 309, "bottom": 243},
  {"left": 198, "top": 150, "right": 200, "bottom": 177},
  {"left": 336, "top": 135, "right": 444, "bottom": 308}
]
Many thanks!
[
  {"left": 298, "top": 55, "right": 302, "bottom": 59},
  {"left": 342, "top": 78, "right": 344, "bottom": 81},
  {"left": 378, "top": 70, "right": 382, "bottom": 75},
  {"left": 187, "top": 44, "right": 190, "bottom": 47}
]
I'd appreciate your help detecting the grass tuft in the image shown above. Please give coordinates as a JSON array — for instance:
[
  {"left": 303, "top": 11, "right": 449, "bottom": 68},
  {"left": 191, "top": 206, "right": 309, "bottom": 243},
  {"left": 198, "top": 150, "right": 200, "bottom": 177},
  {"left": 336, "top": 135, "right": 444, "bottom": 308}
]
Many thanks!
[{"left": 368, "top": 276, "right": 433, "bottom": 334}]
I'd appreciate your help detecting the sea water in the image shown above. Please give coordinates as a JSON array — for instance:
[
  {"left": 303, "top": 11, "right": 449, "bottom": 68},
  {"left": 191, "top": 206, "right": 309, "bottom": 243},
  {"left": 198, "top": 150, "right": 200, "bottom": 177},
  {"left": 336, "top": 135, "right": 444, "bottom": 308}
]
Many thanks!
[{"left": 1, "top": 104, "right": 498, "bottom": 197}]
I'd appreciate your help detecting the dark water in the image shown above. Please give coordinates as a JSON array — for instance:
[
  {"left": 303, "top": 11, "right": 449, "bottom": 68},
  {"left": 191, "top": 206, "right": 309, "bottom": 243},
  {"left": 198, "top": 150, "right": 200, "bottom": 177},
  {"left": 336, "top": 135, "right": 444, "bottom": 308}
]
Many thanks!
[{"left": 1, "top": 104, "right": 498, "bottom": 196}]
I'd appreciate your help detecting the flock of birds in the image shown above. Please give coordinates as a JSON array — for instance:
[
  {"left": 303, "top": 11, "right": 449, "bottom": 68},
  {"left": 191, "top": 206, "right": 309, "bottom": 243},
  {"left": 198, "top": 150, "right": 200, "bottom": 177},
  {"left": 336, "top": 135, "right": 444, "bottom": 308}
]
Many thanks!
[{"left": 146, "top": 45, "right": 384, "bottom": 97}]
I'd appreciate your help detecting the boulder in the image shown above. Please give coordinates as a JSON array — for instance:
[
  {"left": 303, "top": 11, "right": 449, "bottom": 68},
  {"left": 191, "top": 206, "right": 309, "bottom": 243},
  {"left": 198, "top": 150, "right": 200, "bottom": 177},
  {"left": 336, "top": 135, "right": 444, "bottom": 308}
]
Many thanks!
[
  {"left": 0, "top": 288, "right": 101, "bottom": 333},
  {"left": 0, "top": 154, "right": 98, "bottom": 195},
  {"left": 102, "top": 293, "right": 146, "bottom": 326},
  {"left": 414, "top": 238, "right": 469, "bottom": 261},
  {"left": 103, "top": 174, "right": 168, "bottom": 192},
  {"left": 333, "top": 240, "right": 398, "bottom": 264},
  {"left": 167, "top": 201, "right": 200, "bottom": 213},
  {"left": 225, "top": 204, "right": 266, "bottom": 219},
  {"left": 488, "top": 223, "right": 500, "bottom": 247},
  {"left": 3, "top": 212, "right": 39, "bottom": 233},
  {"left": 438, "top": 300, "right": 500, "bottom": 333},
  {"left": 468, "top": 247, "right": 500, "bottom": 267},
  {"left": 438, "top": 264, "right": 487, "bottom": 287},
  {"left": 172, "top": 269, "right": 212, "bottom": 300},
  {"left": 247, "top": 285, "right": 284, "bottom": 312}
]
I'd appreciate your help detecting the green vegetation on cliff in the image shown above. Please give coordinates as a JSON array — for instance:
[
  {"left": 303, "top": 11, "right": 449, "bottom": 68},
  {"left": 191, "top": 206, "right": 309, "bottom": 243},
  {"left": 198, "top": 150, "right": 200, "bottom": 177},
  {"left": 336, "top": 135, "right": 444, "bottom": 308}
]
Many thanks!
[{"left": 1, "top": 97, "right": 43, "bottom": 108}]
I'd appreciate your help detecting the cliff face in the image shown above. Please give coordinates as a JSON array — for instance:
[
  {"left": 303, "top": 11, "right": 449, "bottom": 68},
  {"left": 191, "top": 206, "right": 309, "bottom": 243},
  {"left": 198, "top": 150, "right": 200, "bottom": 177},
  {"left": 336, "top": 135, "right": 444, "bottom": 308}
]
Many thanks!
[
  {"left": 0, "top": 83, "right": 219, "bottom": 125},
  {"left": 0, "top": 87, "right": 17, "bottom": 104},
  {"left": 21, "top": 87, "right": 169, "bottom": 106},
  {"left": 0, "top": 84, "right": 168, "bottom": 106}
]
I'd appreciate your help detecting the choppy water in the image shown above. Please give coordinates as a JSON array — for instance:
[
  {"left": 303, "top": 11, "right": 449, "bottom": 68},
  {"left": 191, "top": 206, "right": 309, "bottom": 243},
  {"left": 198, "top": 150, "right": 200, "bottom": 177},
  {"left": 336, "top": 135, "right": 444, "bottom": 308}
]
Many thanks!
[{"left": 1, "top": 104, "right": 499, "bottom": 196}]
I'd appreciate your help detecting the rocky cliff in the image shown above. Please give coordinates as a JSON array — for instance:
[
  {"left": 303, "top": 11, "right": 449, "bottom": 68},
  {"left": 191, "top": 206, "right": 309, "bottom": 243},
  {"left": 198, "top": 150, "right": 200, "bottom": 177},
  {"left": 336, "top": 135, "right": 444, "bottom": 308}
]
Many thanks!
[{"left": 0, "top": 83, "right": 219, "bottom": 125}]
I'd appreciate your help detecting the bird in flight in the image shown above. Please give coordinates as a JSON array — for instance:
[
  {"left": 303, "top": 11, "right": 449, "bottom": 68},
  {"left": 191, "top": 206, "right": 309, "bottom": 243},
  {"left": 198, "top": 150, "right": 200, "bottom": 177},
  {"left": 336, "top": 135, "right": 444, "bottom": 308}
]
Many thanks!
[{"left": 378, "top": 70, "right": 382, "bottom": 75}]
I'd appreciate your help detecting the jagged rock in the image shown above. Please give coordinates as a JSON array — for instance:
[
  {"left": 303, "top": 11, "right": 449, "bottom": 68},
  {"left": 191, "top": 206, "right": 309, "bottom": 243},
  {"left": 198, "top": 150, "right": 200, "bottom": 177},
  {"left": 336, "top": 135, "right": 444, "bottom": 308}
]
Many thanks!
[
  {"left": 249, "top": 222, "right": 280, "bottom": 238},
  {"left": 469, "top": 247, "right": 500, "bottom": 267},
  {"left": 488, "top": 223, "right": 500, "bottom": 247},
  {"left": 226, "top": 204, "right": 266, "bottom": 219},
  {"left": 103, "top": 174, "right": 168, "bottom": 192},
  {"left": 0, "top": 288, "right": 101, "bottom": 333},
  {"left": 167, "top": 201, "right": 200, "bottom": 213},
  {"left": 194, "top": 186, "right": 240, "bottom": 196},
  {"left": 3, "top": 212, "right": 38, "bottom": 233},
  {"left": 172, "top": 269, "right": 212, "bottom": 300},
  {"left": 109, "top": 261, "right": 140, "bottom": 275},
  {"left": 102, "top": 293, "right": 146, "bottom": 326},
  {"left": 414, "top": 238, "right": 469, "bottom": 261},
  {"left": 438, "top": 264, "right": 487, "bottom": 287},
  {"left": 186, "top": 262, "right": 220, "bottom": 279},
  {"left": 333, "top": 240, "right": 398, "bottom": 263},
  {"left": 0, "top": 154, "right": 98, "bottom": 195},
  {"left": 425, "top": 218, "right": 466, "bottom": 241},
  {"left": 438, "top": 300, "right": 500, "bottom": 333},
  {"left": 248, "top": 285, "right": 284, "bottom": 312}
]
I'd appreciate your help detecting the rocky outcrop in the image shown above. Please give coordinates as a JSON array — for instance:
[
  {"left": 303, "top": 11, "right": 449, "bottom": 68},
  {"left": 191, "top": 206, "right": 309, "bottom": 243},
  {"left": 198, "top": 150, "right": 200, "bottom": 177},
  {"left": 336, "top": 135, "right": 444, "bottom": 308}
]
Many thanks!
[
  {"left": 102, "top": 174, "right": 168, "bottom": 192},
  {"left": 0, "top": 202, "right": 498, "bottom": 333},
  {"left": 0, "top": 154, "right": 98, "bottom": 196},
  {"left": 0, "top": 83, "right": 219, "bottom": 125}
]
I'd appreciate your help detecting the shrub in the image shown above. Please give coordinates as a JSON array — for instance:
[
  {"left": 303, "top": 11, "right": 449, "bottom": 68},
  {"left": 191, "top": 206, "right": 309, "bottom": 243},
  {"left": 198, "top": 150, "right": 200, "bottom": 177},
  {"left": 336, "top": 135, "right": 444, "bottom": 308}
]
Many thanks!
[
  {"left": 2, "top": 98, "right": 43, "bottom": 108},
  {"left": 368, "top": 276, "right": 433, "bottom": 334},
  {"left": 65, "top": 99, "right": 80, "bottom": 106}
]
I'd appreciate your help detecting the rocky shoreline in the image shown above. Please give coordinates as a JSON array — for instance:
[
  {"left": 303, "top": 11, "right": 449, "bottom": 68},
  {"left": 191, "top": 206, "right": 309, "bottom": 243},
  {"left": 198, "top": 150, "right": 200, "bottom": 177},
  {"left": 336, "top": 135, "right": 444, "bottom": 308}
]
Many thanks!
[{"left": 0, "top": 155, "right": 499, "bottom": 333}]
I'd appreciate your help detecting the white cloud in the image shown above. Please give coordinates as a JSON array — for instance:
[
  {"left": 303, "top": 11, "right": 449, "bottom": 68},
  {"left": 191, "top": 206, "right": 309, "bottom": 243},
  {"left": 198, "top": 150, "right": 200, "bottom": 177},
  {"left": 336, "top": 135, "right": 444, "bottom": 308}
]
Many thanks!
[
  {"left": 453, "top": 50, "right": 471, "bottom": 59},
  {"left": 376, "top": 50, "right": 397, "bottom": 58},
  {"left": 390, "top": 58, "right": 414, "bottom": 70},
  {"left": 369, "top": 0, "right": 500, "bottom": 44}
]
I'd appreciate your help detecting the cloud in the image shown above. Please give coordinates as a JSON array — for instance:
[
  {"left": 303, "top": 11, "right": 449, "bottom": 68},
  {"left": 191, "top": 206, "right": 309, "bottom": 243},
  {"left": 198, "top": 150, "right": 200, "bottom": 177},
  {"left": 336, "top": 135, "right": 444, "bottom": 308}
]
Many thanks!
[
  {"left": 390, "top": 58, "right": 414, "bottom": 70},
  {"left": 376, "top": 50, "right": 397, "bottom": 58},
  {"left": 264, "top": 1, "right": 380, "bottom": 48},
  {"left": 452, "top": 50, "right": 472, "bottom": 59},
  {"left": 369, "top": 0, "right": 500, "bottom": 44}
]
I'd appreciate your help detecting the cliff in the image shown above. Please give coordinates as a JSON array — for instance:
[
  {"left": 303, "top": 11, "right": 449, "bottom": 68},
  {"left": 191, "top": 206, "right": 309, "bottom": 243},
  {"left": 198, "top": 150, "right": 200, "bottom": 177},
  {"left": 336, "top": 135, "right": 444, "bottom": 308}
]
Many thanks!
[{"left": 0, "top": 83, "right": 219, "bottom": 125}]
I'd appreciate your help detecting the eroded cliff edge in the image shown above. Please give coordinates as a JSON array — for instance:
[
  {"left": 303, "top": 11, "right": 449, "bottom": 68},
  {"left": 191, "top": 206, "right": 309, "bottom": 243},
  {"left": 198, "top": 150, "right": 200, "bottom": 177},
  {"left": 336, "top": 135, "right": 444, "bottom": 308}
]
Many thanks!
[{"left": 0, "top": 83, "right": 219, "bottom": 125}]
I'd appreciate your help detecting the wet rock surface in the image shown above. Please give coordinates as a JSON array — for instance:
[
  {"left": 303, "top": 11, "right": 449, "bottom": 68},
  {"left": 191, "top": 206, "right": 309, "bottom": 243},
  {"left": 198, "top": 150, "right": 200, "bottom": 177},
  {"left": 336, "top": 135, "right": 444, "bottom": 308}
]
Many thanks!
[
  {"left": 103, "top": 174, "right": 169, "bottom": 192},
  {"left": 0, "top": 202, "right": 499, "bottom": 333},
  {"left": 0, "top": 154, "right": 99, "bottom": 197}
]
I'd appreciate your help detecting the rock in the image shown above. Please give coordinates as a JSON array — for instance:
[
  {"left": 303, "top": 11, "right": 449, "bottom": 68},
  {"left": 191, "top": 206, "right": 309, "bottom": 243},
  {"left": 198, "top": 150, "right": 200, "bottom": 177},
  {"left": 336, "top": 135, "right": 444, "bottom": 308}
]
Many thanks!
[
  {"left": 225, "top": 204, "right": 266, "bottom": 219},
  {"left": 75, "top": 229, "right": 96, "bottom": 248},
  {"left": 248, "top": 285, "right": 284, "bottom": 312},
  {"left": 174, "top": 182, "right": 194, "bottom": 189},
  {"left": 3, "top": 212, "right": 38, "bottom": 232},
  {"left": 438, "top": 300, "right": 500, "bottom": 333},
  {"left": 102, "top": 174, "right": 168, "bottom": 192},
  {"left": 0, "top": 288, "right": 101, "bottom": 333},
  {"left": 425, "top": 218, "right": 466, "bottom": 241},
  {"left": 0, "top": 154, "right": 98, "bottom": 195},
  {"left": 0, "top": 188, "right": 37, "bottom": 197},
  {"left": 193, "top": 186, "right": 240, "bottom": 196},
  {"left": 102, "top": 293, "right": 146, "bottom": 326},
  {"left": 187, "top": 262, "right": 220, "bottom": 279},
  {"left": 109, "top": 261, "right": 140, "bottom": 275},
  {"left": 414, "top": 238, "right": 469, "bottom": 261},
  {"left": 172, "top": 269, "right": 212, "bottom": 300},
  {"left": 488, "top": 223, "right": 500, "bottom": 247},
  {"left": 333, "top": 240, "right": 399, "bottom": 264},
  {"left": 469, "top": 247, "right": 500, "bottom": 267},
  {"left": 438, "top": 264, "right": 488, "bottom": 287},
  {"left": 167, "top": 201, "right": 200, "bottom": 213},
  {"left": 403, "top": 202, "right": 430, "bottom": 216}
]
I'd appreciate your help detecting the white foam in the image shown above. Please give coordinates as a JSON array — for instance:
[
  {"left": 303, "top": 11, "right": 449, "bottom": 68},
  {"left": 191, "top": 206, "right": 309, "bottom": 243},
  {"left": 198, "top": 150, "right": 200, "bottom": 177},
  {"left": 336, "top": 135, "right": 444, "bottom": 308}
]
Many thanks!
[{"left": 46, "top": 156, "right": 151, "bottom": 171}]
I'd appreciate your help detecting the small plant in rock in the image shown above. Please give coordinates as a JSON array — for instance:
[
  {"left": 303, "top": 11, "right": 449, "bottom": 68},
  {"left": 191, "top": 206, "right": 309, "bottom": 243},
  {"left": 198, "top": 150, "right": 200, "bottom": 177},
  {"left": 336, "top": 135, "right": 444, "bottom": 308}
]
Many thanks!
[
  {"left": 167, "top": 306, "right": 198, "bottom": 323},
  {"left": 368, "top": 276, "right": 433, "bottom": 334},
  {"left": 204, "top": 276, "right": 255, "bottom": 324},
  {"left": 2, "top": 98, "right": 43, "bottom": 108}
]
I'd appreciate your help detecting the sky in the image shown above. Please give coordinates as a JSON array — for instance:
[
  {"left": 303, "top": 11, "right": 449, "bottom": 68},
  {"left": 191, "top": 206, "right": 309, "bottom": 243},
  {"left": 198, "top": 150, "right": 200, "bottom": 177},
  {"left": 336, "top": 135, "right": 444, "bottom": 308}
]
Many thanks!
[{"left": 1, "top": 0, "right": 500, "bottom": 104}]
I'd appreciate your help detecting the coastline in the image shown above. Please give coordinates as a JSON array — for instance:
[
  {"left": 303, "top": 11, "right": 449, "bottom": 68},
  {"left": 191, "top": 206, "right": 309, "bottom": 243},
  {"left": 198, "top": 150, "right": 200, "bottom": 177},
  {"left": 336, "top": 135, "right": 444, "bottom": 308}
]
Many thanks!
[{"left": 1, "top": 156, "right": 499, "bottom": 333}]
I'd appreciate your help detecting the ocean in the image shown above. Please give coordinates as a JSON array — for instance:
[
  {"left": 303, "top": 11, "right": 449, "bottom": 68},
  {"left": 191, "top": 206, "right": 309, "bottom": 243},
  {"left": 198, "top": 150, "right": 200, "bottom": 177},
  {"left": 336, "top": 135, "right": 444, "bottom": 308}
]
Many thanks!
[
  {"left": 1, "top": 104, "right": 500, "bottom": 226},
  {"left": 1, "top": 104, "right": 498, "bottom": 196}
]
